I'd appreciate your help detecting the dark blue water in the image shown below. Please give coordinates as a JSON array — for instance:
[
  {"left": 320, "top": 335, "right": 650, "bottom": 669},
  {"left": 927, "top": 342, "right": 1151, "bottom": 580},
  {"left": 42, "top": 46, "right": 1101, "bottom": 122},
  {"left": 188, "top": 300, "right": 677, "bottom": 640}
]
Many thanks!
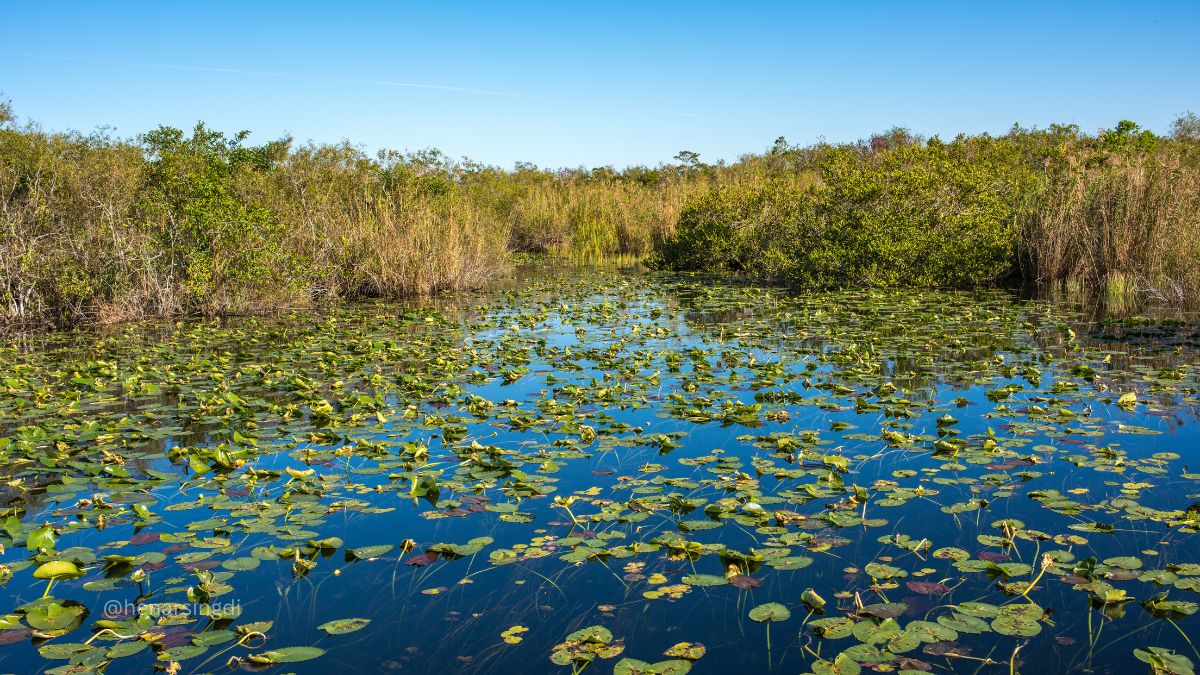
[{"left": 1, "top": 269, "right": 1198, "bottom": 675}]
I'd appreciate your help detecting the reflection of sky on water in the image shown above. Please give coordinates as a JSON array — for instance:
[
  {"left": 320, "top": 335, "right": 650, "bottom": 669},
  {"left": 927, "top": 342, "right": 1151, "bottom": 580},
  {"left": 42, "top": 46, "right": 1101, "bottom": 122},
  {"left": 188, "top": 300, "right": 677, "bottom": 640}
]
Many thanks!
[{"left": 1, "top": 268, "right": 1199, "bottom": 674}]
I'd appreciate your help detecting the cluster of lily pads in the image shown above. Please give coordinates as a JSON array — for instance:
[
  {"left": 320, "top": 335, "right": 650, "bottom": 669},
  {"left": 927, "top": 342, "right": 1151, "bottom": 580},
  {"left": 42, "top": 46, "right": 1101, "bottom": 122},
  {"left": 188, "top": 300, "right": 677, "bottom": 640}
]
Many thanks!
[{"left": 0, "top": 268, "right": 1198, "bottom": 674}]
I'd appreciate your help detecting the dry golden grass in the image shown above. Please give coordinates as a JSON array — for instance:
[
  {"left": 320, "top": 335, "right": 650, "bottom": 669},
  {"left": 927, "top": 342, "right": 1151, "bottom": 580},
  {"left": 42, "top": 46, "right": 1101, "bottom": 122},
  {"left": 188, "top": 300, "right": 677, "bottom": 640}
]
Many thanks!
[{"left": 1020, "top": 148, "right": 1200, "bottom": 301}]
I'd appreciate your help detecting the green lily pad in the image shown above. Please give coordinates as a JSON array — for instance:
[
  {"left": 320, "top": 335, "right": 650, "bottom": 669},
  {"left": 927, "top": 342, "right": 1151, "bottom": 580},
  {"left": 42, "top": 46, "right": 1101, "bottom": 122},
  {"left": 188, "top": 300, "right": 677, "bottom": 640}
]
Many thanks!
[
  {"left": 318, "top": 617, "right": 371, "bottom": 635},
  {"left": 748, "top": 602, "right": 791, "bottom": 622}
]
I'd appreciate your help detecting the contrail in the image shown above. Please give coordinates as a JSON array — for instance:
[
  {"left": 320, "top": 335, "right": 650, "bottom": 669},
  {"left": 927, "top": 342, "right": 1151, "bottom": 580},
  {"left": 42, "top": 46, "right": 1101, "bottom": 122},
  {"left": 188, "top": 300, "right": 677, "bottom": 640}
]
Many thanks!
[{"left": 0, "top": 51, "right": 522, "bottom": 97}]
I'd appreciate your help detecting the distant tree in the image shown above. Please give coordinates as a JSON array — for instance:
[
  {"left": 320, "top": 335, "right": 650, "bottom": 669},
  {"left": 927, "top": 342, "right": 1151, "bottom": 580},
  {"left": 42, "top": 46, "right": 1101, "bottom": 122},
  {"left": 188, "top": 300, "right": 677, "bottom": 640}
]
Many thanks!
[
  {"left": 868, "top": 127, "right": 920, "bottom": 153},
  {"left": 138, "top": 123, "right": 293, "bottom": 307},
  {"left": 673, "top": 150, "right": 701, "bottom": 170},
  {"left": 1100, "top": 120, "right": 1157, "bottom": 153},
  {"left": 589, "top": 165, "right": 617, "bottom": 181},
  {"left": 1171, "top": 112, "right": 1200, "bottom": 143},
  {"left": 621, "top": 165, "right": 663, "bottom": 187}
]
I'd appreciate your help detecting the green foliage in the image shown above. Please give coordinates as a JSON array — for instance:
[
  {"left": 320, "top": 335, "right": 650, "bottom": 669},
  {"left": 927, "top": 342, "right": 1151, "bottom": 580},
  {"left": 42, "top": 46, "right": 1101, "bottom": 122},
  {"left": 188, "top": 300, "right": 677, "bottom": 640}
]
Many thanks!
[
  {"left": 1100, "top": 119, "right": 1158, "bottom": 154},
  {"left": 2, "top": 100, "right": 1200, "bottom": 330},
  {"left": 650, "top": 184, "right": 768, "bottom": 272},
  {"left": 136, "top": 123, "right": 301, "bottom": 311},
  {"left": 656, "top": 140, "right": 1030, "bottom": 287},
  {"left": 655, "top": 120, "right": 1200, "bottom": 295}
]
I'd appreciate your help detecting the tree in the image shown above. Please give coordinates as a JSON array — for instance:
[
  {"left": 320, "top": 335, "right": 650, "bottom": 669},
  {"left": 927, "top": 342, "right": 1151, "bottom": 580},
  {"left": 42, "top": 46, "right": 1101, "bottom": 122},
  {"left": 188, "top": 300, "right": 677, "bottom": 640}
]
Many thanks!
[
  {"left": 1099, "top": 120, "right": 1157, "bottom": 153},
  {"left": 673, "top": 150, "right": 701, "bottom": 170},
  {"left": 1171, "top": 112, "right": 1200, "bottom": 143}
]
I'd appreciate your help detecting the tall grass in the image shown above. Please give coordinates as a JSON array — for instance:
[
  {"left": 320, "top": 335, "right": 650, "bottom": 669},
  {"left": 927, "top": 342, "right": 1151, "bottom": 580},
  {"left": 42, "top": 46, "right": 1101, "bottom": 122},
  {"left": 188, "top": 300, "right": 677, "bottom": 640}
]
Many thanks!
[
  {"left": 257, "top": 143, "right": 510, "bottom": 300},
  {"left": 0, "top": 104, "right": 691, "bottom": 329},
  {"left": 2, "top": 95, "right": 1199, "bottom": 331},
  {"left": 1018, "top": 145, "right": 1200, "bottom": 301}
]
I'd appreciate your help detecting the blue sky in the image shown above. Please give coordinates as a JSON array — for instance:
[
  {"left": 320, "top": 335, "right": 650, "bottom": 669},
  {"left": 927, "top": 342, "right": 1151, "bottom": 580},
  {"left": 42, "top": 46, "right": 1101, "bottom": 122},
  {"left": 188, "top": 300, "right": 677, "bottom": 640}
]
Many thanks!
[{"left": 2, "top": 1, "right": 1198, "bottom": 168}]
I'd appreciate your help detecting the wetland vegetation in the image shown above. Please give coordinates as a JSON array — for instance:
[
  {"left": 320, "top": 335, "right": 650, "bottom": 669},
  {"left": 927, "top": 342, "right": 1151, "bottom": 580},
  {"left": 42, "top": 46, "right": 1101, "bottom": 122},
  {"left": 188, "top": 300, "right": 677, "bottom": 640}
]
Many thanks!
[
  {"left": 1, "top": 264, "right": 1199, "bottom": 674},
  {"left": 3, "top": 101, "right": 1200, "bottom": 675},
  {"left": 2, "top": 98, "right": 1200, "bottom": 331}
]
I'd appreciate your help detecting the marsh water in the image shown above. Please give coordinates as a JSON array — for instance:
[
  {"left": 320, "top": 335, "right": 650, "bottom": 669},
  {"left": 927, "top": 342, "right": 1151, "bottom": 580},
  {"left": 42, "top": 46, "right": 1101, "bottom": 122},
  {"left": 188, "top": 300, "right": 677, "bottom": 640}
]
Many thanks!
[{"left": 2, "top": 265, "right": 1199, "bottom": 675}]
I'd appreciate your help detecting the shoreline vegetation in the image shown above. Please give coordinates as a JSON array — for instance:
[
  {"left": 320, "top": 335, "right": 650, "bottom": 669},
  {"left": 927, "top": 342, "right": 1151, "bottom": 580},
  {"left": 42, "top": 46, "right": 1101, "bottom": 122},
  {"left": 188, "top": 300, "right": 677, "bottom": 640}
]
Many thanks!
[{"left": 2, "top": 96, "right": 1199, "bottom": 330}]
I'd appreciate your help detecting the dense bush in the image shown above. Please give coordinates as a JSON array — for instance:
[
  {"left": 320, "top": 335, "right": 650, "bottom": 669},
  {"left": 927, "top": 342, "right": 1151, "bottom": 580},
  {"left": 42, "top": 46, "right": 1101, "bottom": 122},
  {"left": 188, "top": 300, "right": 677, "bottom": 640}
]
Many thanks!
[
  {"left": 654, "top": 121, "right": 1200, "bottom": 296},
  {"left": 137, "top": 124, "right": 302, "bottom": 312},
  {"left": 655, "top": 142, "right": 1030, "bottom": 287}
]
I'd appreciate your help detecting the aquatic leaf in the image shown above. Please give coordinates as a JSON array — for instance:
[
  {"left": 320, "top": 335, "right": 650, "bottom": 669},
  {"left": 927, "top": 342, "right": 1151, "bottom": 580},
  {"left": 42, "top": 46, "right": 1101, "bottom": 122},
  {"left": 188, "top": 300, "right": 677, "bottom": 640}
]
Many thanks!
[
  {"left": 192, "top": 630, "right": 235, "bottom": 647},
  {"left": 157, "top": 644, "right": 207, "bottom": 661},
  {"left": 107, "top": 640, "right": 151, "bottom": 658},
  {"left": 768, "top": 556, "right": 813, "bottom": 570},
  {"left": 1143, "top": 594, "right": 1199, "bottom": 619},
  {"left": 249, "top": 646, "right": 327, "bottom": 664},
  {"left": 811, "top": 653, "right": 861, "bottom": 675},
  {"left": 345, "top": 545, "right": 393, "bottom": 560},
  {"left": 33, "top": 561, "right": 83, "bottom": 580},
  {"left": 858, "top": 602, "right": 907, "bottom": 619},
  {"left": 663, "top": 642, "right": 705, "bottom": 660},
  {"left": 1133, "top": 647, "right": 1194, "bottom": 675},
  {"left": 501, "top": 625, "right": 529, "bottom": 644},
  {"left": 24, "top": 602, "right": 86, "bottom": 631},
  {"left": 614, "top": 658, "right": 693, "bottom": 675},
  {"left": 319, "top": 618, "right": 371, "bottom": 635},
  {"left": 852, "top": 618, "right": 901, "bottom": 644},
  {"left": 682, "top": 574, "right": 728, "bottom": 587},
  {"left": 905, "top": 581, "right": 950, "bottom": 595},
  {"left": 26, "top": 526, "right": 56, "bottom": 552},
  {"left": 905, "top": 620, "right": 958, "bottom": 643},
  {"left": 38, "top": 643, "right": 92, "bottom": 660},
  {"left": 864, "top": 562, "right": 907, "bottom": 579},
  {"left": 729, "top": 574, "right": 761, "bottom": 589},
  {"left": 936, "top": 612, "right": 991, "bottom": 634},
  {"left": 748, "top": 602, "right": 790, "bottom": 622},
  {"left": 810, "top": 617, "right": 855, "bottom": 639},
  {"left": 991, "top": 604, "right": 1043, "bottom": 637},
  {"left": 221, "top": 557, "right": 260, "bottom": 571},
  {"left": 405, "top": 551, "right": 439, "bottom": 567},
  {"left": 550, "top": 625, "right": 622, "bottom": 666}
]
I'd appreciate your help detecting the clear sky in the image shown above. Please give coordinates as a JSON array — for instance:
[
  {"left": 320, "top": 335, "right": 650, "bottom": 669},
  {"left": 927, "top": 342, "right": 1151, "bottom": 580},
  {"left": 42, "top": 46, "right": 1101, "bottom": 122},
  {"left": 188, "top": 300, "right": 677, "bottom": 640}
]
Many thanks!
[{"left": 2, "top": 1, "right": 1198, "bottom": 169}]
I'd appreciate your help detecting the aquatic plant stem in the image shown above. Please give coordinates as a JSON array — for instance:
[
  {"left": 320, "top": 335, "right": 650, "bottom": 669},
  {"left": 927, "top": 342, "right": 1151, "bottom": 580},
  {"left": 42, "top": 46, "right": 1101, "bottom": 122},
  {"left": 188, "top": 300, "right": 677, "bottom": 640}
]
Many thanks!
[
  {"left": 765, "top": 622, "right": 773, "bottom": 671},
  {"left": 1020, "top": 554, "right": 1054, "bottom": 602},
  {"left": 1009, "top": 642, "right": 1023, "bottom": 675},
  {"left": 1168, "top": 618, "right": 1200, "bottom": 661}
]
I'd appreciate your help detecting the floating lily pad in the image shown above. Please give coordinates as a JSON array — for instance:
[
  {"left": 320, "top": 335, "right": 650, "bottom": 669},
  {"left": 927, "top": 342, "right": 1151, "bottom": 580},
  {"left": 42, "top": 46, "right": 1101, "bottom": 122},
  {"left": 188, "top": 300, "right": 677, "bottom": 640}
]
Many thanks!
[
  {"left": 319, "top": 618, "right": 371, "bottom": 635},
  {"left": 748, "top": 602, "right": 791, "bottom": 622}
]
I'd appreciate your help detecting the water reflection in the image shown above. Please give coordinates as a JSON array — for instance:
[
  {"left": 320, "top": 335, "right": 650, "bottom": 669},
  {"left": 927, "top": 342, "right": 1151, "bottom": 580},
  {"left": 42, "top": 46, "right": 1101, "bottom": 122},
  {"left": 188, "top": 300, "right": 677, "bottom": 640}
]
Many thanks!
[{"left": 0, "top": 267, "right": 1198, "bottom": 674}]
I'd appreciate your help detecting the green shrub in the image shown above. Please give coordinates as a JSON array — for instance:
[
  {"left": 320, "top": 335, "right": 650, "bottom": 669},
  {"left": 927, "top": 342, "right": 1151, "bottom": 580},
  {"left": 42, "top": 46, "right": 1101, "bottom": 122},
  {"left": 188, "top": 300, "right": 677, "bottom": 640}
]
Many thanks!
[
  {"left": 654, "top": 139, "right": 1034, "bottom": 288},
  {"left": 137, "top": 124, "right": 303, "bottom": 312}
]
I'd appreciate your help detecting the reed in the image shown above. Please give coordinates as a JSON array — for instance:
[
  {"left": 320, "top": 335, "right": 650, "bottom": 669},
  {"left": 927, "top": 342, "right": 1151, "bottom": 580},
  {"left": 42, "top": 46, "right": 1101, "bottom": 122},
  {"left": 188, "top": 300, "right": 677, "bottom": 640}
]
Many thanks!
[
  {"left": 2, "top": 96, "right": 1198, "bottom": 331},
  {"left": 1018, "top": 145, "right": 1200, "bottom": 301}
]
